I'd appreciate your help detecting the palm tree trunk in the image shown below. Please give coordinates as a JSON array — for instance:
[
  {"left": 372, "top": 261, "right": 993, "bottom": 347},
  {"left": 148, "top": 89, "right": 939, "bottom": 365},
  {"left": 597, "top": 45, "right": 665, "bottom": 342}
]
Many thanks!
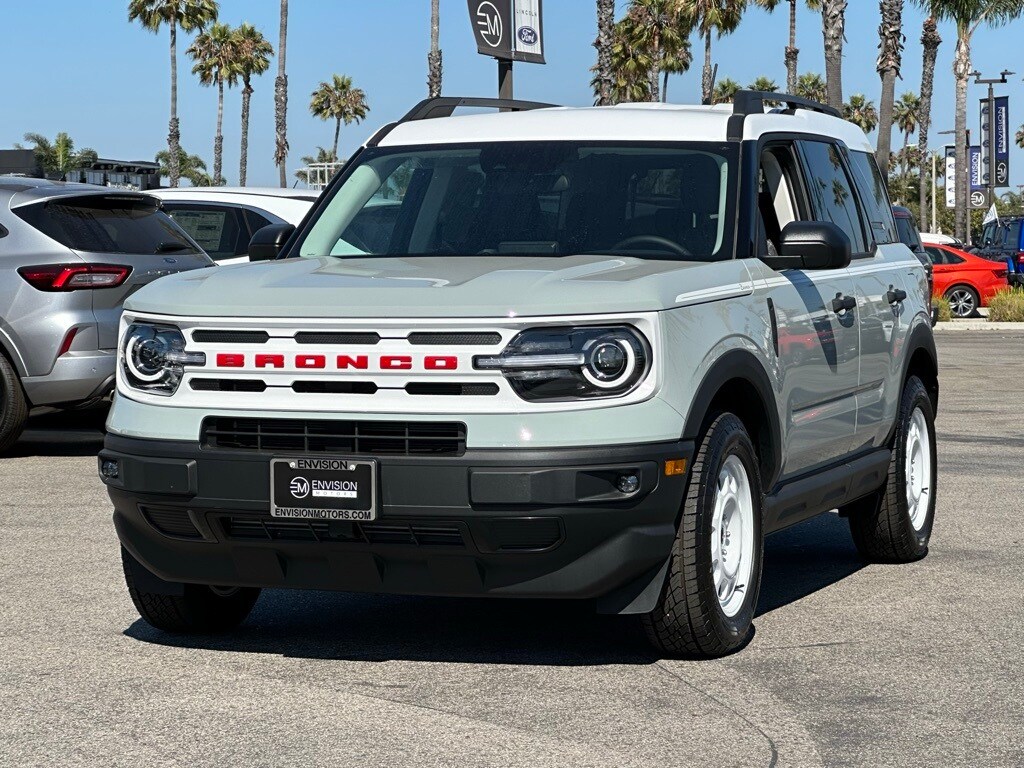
[
  {"left": 274, "top": 0, "right": 289, "bottom": 188},
  {"left": 953, "top": 31, "right": 971, "bottom": 243},
  {"left": 213, "top": 77, "right": 224, "bottom": 186},
  {"left": 822, "top": 0, "right": 846, "bottom": 111},
  {"left": 785, "top": 0, "right": 798, "bottom": 95},
  {"left": 662, "top": 70, "right": 669, "bottom": 103},
  {"left": 594, "top": 0, "right": 615, "bottom": 106},
  {"left": 240, "top": 80, "right": 252, "bottom": 187},
  {"left": 875, "top": 0, "right": 903, "bottom": 175},
  {"left": 901, "top": 130, "right": 910, "bottom": 203},
  {"left": 918, "top": 16, "right": 940, "bottom": 226},
  {"left": 333, "top": 118, "right": 341, "bottom": 162},
  {"left": 428, "top": 0, "right": 442, "bottom": 97},
  {"left": 168, "top": 19, "right": 180, "bottom": 187},
  {"left": 702, "top": 31, "right": 713, "bottom": 105}
]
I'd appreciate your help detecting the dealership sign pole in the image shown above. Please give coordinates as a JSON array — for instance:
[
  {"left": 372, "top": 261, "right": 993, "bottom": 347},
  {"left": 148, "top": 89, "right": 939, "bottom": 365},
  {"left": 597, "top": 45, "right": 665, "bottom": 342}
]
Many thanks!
[
  {"left": 975, "top": 70, "right": 1013, "bottom": 212},
  {"left": 467, "top": 0, "right": 545, "bottom": 100}
]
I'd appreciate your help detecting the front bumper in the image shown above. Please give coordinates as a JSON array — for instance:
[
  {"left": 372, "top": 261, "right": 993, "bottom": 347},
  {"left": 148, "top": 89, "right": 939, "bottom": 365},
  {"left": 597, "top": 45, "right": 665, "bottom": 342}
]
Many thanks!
[
  {"left": 21, "top": 350, "right": 115, "bottom": 407},
  {"left": 101, "top": 434, "right": 693, "bottom": 614}
]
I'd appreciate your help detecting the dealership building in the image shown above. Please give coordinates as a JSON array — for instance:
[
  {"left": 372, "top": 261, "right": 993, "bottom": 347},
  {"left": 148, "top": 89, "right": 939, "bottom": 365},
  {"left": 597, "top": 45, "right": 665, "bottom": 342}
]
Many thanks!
[{"left": 0, "top": 149, "right": 161, "bottom": 190}]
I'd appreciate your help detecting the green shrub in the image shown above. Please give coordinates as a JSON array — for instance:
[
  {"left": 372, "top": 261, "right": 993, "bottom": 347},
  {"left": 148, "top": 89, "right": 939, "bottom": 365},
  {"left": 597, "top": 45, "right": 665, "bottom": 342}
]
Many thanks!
[
  {"left": 933, "top": 295, "right": 952, "bottom": 322},
  {"left": 988, "top": 288, "right": 1024, "bottom": 322}
]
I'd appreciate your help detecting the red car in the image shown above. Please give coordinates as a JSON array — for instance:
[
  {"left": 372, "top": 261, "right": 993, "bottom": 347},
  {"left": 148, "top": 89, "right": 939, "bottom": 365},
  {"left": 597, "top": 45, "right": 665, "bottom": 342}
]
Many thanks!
[{"left": 921, "top": 242, "right": 1008, "bottom": 318}]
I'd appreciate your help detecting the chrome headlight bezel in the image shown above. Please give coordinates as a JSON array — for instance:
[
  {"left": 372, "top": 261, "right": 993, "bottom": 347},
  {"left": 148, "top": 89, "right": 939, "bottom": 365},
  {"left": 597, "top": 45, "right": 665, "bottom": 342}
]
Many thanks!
[{"left": 120, "top": 323, "right": 205, "bottom": 396}]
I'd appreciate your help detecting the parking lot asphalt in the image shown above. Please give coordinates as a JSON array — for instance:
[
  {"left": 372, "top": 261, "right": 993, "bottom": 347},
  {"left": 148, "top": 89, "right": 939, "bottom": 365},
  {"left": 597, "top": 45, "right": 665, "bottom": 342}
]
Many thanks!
[{"left": 1, "top": 329, "right": 1022, "bottom": 768}]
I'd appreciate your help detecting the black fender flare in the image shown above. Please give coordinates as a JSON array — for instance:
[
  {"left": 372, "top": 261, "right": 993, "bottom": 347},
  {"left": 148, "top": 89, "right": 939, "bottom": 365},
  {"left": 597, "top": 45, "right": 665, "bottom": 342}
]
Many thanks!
[
  {"left": 901, "top": 321, "right": 939, "bottom": 402},
  {"left": 682, "top": 348, "right": 783, "bottom": 488}
]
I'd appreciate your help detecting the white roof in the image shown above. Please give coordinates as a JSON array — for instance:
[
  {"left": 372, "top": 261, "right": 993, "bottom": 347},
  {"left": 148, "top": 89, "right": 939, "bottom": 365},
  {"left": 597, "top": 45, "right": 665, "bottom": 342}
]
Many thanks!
[
  {"left": 151, "top": 186, "right": 318, "bottom": 199},
  {"left": 148, "top": 187, "right": 316, "bottom": 225},
  {"left": 377, "top": 103, "right": 873, "bottom": 154}
]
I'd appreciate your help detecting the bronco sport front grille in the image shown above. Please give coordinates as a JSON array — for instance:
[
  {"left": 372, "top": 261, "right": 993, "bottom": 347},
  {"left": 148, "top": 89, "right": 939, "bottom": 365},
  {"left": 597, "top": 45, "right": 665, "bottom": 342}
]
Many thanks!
[
  {"left": 201, "top": 417, "right": 467, "bottom": 456},
  {"left": 222, "top": 516, "right": 465, "bottom": 547}
]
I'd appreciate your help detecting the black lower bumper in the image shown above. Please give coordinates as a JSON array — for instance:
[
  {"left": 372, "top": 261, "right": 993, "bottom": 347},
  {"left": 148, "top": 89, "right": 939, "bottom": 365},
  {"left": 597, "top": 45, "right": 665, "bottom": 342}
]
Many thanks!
[{"left": 101, "top": 434, "right": 693, "bottom": 614}]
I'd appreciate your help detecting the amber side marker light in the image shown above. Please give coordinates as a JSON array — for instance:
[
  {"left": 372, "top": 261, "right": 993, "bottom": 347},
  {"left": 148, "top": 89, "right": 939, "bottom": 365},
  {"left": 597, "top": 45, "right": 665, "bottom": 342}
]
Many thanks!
[{"left": 664, "top": 459, "right": 688, "bottom": 476}]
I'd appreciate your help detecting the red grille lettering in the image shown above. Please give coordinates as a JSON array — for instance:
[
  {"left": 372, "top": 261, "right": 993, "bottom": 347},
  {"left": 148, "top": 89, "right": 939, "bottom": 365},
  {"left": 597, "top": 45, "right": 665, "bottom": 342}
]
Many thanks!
[
  {"left": 296, "top": 355, "right": 327, "bottom": 369},
  {"left": 425, "top": 356, "right": 458, "bottom": 370},
  {"left": 337, "top": 355, "right": 369, "bottom": 370},
  {"left": 255, "top": 354, "right": 285, "bottom": 369},
  {"left": 216, "top": 353, "right": 245, "bottom": 368},
  {"left": 381, "top": 356, "right": 413, "bottom": 370}
]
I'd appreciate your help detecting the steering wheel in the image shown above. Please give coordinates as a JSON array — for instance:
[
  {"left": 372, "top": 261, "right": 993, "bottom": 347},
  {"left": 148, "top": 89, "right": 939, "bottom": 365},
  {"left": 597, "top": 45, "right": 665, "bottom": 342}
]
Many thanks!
[{"left": 612, "top": 235, "right": 692, "bottom": 257}]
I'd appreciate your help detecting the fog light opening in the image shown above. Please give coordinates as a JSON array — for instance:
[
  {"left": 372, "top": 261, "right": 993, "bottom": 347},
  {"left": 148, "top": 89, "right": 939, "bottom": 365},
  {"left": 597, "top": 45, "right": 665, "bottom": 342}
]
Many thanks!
[
  {"left": 616, "top": 473, "right": 640, "bottom": 495},
  {"left": 100, "top": 459, "right": 120, "bottom": 480}
]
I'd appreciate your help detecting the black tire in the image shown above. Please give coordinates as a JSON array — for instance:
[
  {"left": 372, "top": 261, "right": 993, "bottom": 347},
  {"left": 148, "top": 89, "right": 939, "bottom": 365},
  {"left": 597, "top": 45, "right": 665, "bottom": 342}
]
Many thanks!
[
  {"left": 944, "top": 284, "right": 980, "bottom": 318},
  {"left": 643, "top": 413, "right": 764, "bottom": 658},
  {"left": 0, "top": 353, "right": 28, "bottom": 454},
  {"left": 121, "top": 546, "right": 260, "bottom": 633},
  {"left": 846, "top": 376, "right": 937, "bottom": 563}
]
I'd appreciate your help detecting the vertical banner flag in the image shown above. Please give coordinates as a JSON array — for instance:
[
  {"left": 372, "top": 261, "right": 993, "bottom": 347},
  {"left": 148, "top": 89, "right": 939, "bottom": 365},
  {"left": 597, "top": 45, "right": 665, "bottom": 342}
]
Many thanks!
[
  {"left": 995, "top": 95, "right": 1010, "bottom": 187},
  {"left": 512, "top": 0, "right": 544, "bottom": 63},
  {"left": 980, "top": 98, "right": 993, "bottom": 186},
  {"left": 969, "top": 145, "right": 988, "bottom": 208},
  {"left": 944, "top": 145, "right": 956, "bottom": 209}
]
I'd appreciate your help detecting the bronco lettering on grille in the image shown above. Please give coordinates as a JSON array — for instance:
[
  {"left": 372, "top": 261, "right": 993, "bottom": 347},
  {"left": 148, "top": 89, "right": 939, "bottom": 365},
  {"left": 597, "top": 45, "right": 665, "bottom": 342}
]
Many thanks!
[{"left": 213, "top": 353, "right": 460, "bottom": 371}]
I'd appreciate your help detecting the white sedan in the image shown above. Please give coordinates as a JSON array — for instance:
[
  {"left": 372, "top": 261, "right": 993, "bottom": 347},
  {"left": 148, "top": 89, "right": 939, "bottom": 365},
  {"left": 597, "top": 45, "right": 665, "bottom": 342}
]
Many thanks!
[{"left": 149, "top": 187, "right": 318, "bottom": 265}]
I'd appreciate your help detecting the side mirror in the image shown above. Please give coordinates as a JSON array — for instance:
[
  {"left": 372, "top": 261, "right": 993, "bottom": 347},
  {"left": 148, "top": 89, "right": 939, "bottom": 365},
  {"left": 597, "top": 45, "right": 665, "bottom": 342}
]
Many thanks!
[
  {"left": 764, "top": 221, "right": 852, "bottom": 270},
  {"left": 249, "top": 223, "right": 295, "bottom": 261}
]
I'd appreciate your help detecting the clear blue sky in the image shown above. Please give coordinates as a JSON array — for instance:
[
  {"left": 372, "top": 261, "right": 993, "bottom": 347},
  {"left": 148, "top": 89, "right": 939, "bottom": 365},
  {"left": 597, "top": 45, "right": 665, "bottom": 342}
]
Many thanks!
[{"left": 2, "top": 0, "right": 1023, "bottom": 188}]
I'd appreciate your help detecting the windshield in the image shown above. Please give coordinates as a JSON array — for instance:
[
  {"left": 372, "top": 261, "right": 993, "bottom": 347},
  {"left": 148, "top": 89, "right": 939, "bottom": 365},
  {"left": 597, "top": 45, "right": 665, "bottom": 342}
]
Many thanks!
[
  {"left": 894, "top": 215, "right": 923, "bottom": 253},
  {"left": 15, "top": 195, "right": 201, "bottom": 255},
  {"left": 297, "top": 141, "right": 737, "bottom": 261}
]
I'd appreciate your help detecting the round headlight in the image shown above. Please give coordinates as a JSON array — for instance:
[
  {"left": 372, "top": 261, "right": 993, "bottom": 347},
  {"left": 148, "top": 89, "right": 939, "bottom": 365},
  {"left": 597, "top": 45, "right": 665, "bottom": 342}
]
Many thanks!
[
  {"left": 582, "top": 335, "right": 638, "bottom": 389},
  {"left": 121, "top": 323, "right": 205, "bottom": 395},
  {"left": 589, "top": 341, "right": 628, "bottom": 380}
]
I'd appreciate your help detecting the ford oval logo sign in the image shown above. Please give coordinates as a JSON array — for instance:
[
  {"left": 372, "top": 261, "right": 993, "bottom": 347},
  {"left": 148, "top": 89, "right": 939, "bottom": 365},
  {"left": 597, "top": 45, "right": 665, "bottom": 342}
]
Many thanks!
[{"left": 517, "top": 26, "right": 537, "bottom": 46}]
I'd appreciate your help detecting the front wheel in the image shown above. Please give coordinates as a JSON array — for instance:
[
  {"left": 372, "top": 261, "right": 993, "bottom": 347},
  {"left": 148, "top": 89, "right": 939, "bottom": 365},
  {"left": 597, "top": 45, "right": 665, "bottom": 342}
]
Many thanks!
[
  {"left": 643, "top": 413, "right": 764, "bottom": 658},
  {"left": 846, "top": 376, "right": 937, "bottom": 562},
  {"left": 121, "top": 547, "right": 260, "bottom": 633}
]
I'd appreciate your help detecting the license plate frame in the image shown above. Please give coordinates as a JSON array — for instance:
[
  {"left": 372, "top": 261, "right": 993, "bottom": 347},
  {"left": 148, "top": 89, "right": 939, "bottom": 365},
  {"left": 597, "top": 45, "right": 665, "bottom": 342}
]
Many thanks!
[{"left": 270, "top": 457, "right": 377, "bottom": 521}]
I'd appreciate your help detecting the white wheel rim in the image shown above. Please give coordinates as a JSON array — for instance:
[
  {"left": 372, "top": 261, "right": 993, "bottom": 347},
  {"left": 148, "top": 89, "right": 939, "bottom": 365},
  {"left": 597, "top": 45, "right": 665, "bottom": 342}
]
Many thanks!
[
  {"left": 948, "top": 289, "right": 976, "bottom": 317},
  {"left": 711, "top": 455, "right": 755, "bottom": 617},
  {"left": 905, "top": 407, "right": 932, "bottom": 531}
]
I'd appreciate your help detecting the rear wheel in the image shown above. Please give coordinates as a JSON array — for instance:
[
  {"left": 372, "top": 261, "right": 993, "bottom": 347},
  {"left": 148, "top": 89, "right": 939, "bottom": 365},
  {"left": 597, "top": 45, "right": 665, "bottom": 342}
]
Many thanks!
[
  {"left": 121, "top": 546, "right": 260, "bottom": 633},
  {"left": 846, "top": 376, "right": 937, "bottom": 562},
  {"left": 643, "top": 413, "right": 764, "bottom": 657},
  {"left": 945, "top": 284, "right": 980, "bottom": 318},
  {"left": 0, "top": 354, "right": 28, "bottom": 454}
]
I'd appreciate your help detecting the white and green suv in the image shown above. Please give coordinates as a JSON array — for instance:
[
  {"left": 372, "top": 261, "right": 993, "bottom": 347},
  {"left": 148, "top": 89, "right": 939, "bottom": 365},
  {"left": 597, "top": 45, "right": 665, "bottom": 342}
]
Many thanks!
[{"left": 100, "top": 94, "right": 939, "bottom": 657}]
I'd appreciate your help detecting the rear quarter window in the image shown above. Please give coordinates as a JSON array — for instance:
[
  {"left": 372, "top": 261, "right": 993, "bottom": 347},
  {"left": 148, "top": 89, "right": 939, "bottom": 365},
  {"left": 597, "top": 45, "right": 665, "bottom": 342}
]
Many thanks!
[
  {"left": 847, "top": 150, "right": 897, "bottom": 245},
  {"left": 15, "top": 196, "right": 199, "bottom": 255}
]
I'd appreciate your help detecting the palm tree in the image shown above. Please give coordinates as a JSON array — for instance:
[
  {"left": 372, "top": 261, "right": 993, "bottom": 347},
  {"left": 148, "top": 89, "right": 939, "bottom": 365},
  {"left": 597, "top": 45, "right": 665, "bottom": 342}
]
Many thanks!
[
  {"left": 893, "top": 91, "right": 921, "bottom": 200},
  {"left": 155, "top": 147, "right": 220, "bottom": 186},
  {"left": 875, "top": 0, "right": 906, "bottom": 175},
  {"left": 595, "top": 0, "right": 617, "bottom": 105},
  {"left": 621, "top": 0, "right": 692, "bottom": 102},
  {"left": 795, "top": 72, "right": 827, "bottom": 102},
  {"left": 915, "top": 7, "right": 941, "bottom": 225},
  {"left": 187, "top": 22, "right": 237, "bottom": 188},
  {"left": 752, "top": 1, "right": 800, "bottom": 93},
  {"left": 844, "top": 94, "right": 879, "bottom": 133},
  {"left": 749, "top": 76, "right": 779, "bottom": 92},
  {"left": 712, "top": 77, "right": 742, "bottom": 104},
  {"left": 675, "top": 0, "right": 747, "bottom": 105},
  {"left": 128, "top": 0, "right": 219, "bottom": 188},
  {"left": 309, "top": 75, "right": 370, "bottom": 162},
  {"left": 274, "top": 0, "right": 289, "bottom": 187},
  {"left": 930, "top": 1, "right": 1024, "bottom": 242},
  {"left": 1016, "top": 124, "right": 1024, "bottom": 149},
  {"left": 428, "top": 0, "right": 442, "bottom": 97},
  {"left": 594, "top": 17, "right": 654, "bottom": 104},
  {"left": 294, "top": 147, "right": 339, "bottom": 184},
  {"left": 232, "top": 23, "right": 273, "bottom": 187},
  {"left": 15, "top": 132, "right": 97, "bottom": 178},
  {"left": 807, "top": 1, "right": 847, "bottom": 111}
]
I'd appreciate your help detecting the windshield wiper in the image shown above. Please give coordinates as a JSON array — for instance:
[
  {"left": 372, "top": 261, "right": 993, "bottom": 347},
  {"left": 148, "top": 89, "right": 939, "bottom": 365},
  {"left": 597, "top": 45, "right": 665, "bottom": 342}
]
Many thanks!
[{"left": 155, "top": 241, "right": 193, "bottom": 254}]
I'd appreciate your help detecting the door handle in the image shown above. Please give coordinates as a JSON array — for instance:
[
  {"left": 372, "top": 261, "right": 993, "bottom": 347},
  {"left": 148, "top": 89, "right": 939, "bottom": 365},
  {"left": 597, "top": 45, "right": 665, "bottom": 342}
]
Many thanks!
[
  {"left": 886, "top": 287, "right": 908, "bottom": 305},
  {"left": 831, "top": 293, "right": 856, "bottom": 313}
]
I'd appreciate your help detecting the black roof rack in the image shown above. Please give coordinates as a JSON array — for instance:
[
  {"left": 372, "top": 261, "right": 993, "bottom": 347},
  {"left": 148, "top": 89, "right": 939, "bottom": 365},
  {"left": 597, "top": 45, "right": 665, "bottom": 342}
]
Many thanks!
[
  {"left": 732, "top": 90, "right": 842, "bottom": 119},
  {"left": 398, "top": 96, "right": 559, "bottom": 123}
]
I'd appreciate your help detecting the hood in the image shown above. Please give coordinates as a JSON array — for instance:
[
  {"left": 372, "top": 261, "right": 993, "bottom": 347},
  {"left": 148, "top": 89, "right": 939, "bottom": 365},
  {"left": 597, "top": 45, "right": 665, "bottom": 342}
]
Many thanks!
[{"left": 124, "top": 254, "right": 752, "bottom": 318}]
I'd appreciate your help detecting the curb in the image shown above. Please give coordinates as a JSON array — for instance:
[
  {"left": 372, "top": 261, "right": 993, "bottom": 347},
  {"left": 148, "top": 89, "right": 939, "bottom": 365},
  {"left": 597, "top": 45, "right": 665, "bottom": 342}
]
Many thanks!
[{"left": 934, "top": 321, "right": 1024, "bottom": 331}]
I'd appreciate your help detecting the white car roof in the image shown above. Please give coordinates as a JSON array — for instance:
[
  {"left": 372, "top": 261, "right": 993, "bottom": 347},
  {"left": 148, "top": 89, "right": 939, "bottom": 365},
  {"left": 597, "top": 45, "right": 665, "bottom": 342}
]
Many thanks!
[
  {"left": 377, "top": 103, "right": 874, "bottom": 154},
  {"left": 149, "top": 187, "right": 316, "bottom": 225}
]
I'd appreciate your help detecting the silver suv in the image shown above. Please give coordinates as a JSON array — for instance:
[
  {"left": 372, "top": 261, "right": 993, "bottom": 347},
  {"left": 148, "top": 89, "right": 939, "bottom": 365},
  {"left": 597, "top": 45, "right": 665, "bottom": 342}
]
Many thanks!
[
  {"left": 100, "top": 94, "right": 939, "bottom": 657},
  {"left": 0, "top": 178, "right": 212, "bottom": 451}
]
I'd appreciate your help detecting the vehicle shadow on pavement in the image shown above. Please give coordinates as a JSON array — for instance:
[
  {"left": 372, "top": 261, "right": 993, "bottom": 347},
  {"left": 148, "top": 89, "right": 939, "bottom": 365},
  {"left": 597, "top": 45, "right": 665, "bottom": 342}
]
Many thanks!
[
  {"left": 124, "top": 514, "right": 865, "bottom": 664},
  {"left": 6, "top": 409, "right": 107, "bottom": 458}
]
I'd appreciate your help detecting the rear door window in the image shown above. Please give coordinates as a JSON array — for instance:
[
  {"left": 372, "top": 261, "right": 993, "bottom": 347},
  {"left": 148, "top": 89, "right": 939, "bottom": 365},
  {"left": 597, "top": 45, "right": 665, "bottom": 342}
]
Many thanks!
[
  {"left": 15, "top": 195, "right": 199, "bottom": 255},
  {"left": 162, "top": 203, "right": 247, "bottom": 261},
  {"left": 846, "top": 150, "right": 897, "bottom": 245},
  {"left": 797, "top": 141, "right": 868, "bottom": 254}
]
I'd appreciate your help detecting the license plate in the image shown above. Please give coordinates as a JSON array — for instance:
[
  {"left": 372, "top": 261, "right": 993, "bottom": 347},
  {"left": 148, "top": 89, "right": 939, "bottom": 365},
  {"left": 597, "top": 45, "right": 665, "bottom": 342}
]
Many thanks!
[{"left": 270, "top": 457, "right": 377, "bottom": 521}]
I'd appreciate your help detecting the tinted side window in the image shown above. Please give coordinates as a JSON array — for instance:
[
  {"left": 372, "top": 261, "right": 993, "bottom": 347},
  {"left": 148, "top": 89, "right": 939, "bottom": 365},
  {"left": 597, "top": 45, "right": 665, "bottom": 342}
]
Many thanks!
[
  {"left": 981, "top": 222, "right": 998, "bottom": 246},
  {"left": 243, "top": 209, "right": 273, "bottom": 237},
  {"left": 894, "top": 215, "right": 923, "bottom": 253},
  {"left": 797, "top": 141, "right": 868, "bottom": 254},
  {"left": 15, "top": 196, "right": 198, "bottom": 255},
  {"left": 924, "top": 246, "right": 945, "bottom": 264},
  {"left": 163, "top": 203, "right": 246, "bottom": 261},
  {"left": 847, "top": 150, "right": 897, "bottom": 245},
  {"left": 1006, "top": 221, "right": 1022, "bottom": 251}
]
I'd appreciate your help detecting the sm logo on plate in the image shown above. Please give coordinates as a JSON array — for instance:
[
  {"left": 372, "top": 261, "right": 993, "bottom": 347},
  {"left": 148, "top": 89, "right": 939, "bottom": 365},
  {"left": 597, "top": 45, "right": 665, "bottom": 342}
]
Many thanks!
[{"left": 290, "top": 477, "right": 310, "bottom": 499}]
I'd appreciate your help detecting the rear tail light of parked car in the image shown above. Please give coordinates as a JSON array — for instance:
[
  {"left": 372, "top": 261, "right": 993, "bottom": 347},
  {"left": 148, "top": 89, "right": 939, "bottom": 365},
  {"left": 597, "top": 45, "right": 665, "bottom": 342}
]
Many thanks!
[
  {"left": 18, "top": 264, "right": 132, "bottom": 291},
  {"left": 121, "top": 323, "right": 206, "bottom": 396},
  {"left": 474, "top": 326, "right": 651, "bottom": 401}
]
